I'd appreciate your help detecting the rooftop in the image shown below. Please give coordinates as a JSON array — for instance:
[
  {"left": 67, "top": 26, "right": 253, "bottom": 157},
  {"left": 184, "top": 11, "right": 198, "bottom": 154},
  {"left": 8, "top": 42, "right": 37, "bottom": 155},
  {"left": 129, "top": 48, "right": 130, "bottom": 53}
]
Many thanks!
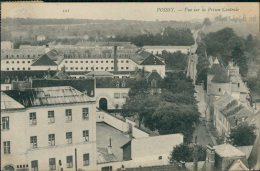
[
  {"left": 97, "top": 147, "right": 119, "bottom": 164},
  {"left": 213, "top": 143, "right": 245, "bottom": 158},
  {"left": 31, "top": 54, "right": 58, "bottom": 66},
  {"left": 211, "top": 65, "right": 230, "bottom": 83},
  {"left": 3, "top": 86, "right": 93, "bottom": 108},
  {"left": 1, "top": 92, "right": 25, "bottom": 110}
]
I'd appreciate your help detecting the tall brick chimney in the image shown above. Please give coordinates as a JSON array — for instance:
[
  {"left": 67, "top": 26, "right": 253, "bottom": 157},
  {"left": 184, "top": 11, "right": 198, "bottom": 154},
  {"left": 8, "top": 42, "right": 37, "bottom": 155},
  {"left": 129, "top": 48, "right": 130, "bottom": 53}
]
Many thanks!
[{"left": 114, "top": 46, "right": 118, "bottom": 72}]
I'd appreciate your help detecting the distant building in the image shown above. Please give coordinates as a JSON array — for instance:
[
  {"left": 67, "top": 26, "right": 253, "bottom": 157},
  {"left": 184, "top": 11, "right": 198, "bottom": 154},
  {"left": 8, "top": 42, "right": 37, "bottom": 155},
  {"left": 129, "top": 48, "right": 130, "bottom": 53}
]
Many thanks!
[
  {"left": 83, "top": 35, "right": 89, "bottom": 40},
  {"left": 142, "top": 46, "right": 191, "bottom": 55},
  {"left": 37, "top": 35, "right": 46, "bottom": 41},
  {"left": 1, "top": 41, "right": 13, "bottom": 49},
  {"left": 1, "top": 86, "right": 97, "bottom": 171}
]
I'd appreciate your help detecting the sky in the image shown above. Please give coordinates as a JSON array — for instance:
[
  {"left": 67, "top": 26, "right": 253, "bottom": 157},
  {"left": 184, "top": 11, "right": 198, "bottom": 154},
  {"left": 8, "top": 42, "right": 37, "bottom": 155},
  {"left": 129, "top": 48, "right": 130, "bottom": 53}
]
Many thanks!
[{"left": 1, "top": 2, "right": 259, "bottom": 22}]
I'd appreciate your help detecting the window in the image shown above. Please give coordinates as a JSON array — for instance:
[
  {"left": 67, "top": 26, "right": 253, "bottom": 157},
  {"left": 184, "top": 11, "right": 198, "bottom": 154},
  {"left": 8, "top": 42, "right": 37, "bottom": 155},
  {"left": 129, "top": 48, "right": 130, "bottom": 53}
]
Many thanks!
[
  {"left": 6, "top": 55, "right": 8, "bottom": 58},
  {"left": 29, "top": 113, "right": 37, "bottom": 125},
  {"left": 75, "top": 61, "right": 78, "bottom": 63},
  {"left": 22, "top": 61, "right": 25, "bottom": 63},
  {"left": 75, "top": 67, "right": 78, "bottom": 70},
  {"left": 12, "top": 68, "right": 14, "bottom": 70},
  {"left": 116, "top": 81, "right": 120, "bottom": 88},
  {"left": 3, "top": 141, "right": 10, "bottom": 154},
  {"left": 82, "top": 108, "right": 89, "bottom": 120},
  {"left": 96, "top": 61, "right": 98, "bottom": 63},
  {"left": 65, "top": 61, "right": 68, "bottom": 63},
  {"left": 66, "top": 156, "right": 73, "bottom": 168},
  {"left": 86, "top": 61, "right": 88, "bottom": 63},
  {"left": 48, "top": 111, "right": 55, "bottom": 123},
  {"left": 81, "top": 67, "right": 83, "bottom": 70},
  {"left": 96, "top": 67, "right": 98, "bottom": 70},
  {"left": 28, "top": 67, "right": 31, "bottom": 70},
  {"left": 126, "top": 67, "right": 129, "bottom": 69},
  {"left": 101, "top": 61, "right": 103, "bottom": 63},
  {"left": 83, "top": 130, "right": 89, "bottom": 142},
  {"left": 122, "top": 93, "right": 128, "bottom": 98},
  {"left": 17, "top": 55, "right": 19, "bottom": 58},
  {"left": 91, "top": 61, "right": 93, "bottom": 63},
  {"left": 30, "top": 136, "right": 37, "bottom": 148},
  {"left": 101, "top": 67, "right": 103, "bottom": 69},
  {"left": 6, "top": 86, "right": 9, "bottom": 90},
  {"left": 7, "top": 68, "right": 9, "bottom": 70},
  {"left": 17, "top": 61, "right": 19, "bottom": 64},
  {"left": 111, "top": 61, "right": 114, "bottom": 63},
  {"left": 48, "top": 134, "right": 55, "bottom": 146},
  {"left": 31, "top": 160, "right": 38, "bottom": 171},
  {"left": 66, "top": 109, "right": 72, "bottom": 121},
  {"left": 121, "top": 67, "right": 124, "bottom": 69},
  {"left": 238, "top": 83, "right": 240, "bottom": 87},
  {"left": 6, "top": 61, "right": 9, "bottom": 64},
  {"left": 66, "top": 132, "right": 72, "bottom": 144},
  {"left": 65, "top": 67, "right": 68, "bottom": 70},
  {"left": 70, "top": 61, "right": 73, "bottom": 63},
  {"left": 83, "top": 153, "right": 89, "bottom": 166},
  {"left": 111, "top": 67, "right": 114, "bottom": 69},
  {"left": 122, "top": 81, "right": 125, "bottom": 87},
  {"left": 126, "top": 60, "right": 129, "bottom": 63},
  {"left": 106, "top": 61, "right": 108, "bottom": 63},
  {"left": 86, "top": 67, "right": 88, "bottom": 70},
  {"left": 17, "top": 68, "right": 20, "bottom": 70},
  {"left": 28, "top": 55, "right": 30, "bottom": 58},
  {"left": 219, "top": 88, "right": 221, "bottom": 92},
  {"left": 81, "top": 61, "right": 83, "bottom": 63},
  {"left": 114, "top": 93, "right": 120, "bottom": 99},
  {"left": 23, "top": 68, "right": 25, "bottom": 70},
  {"left": 12, "top": 61, "right": 14, "bottom": 64},
  {"left": 28, "top": 61, "right": 31, "bottom": 63},
  {"left": 49, "top": 158, "right": 56, "bottom": 170},
  {"left": 158, "top": 156, "right": 162, "bottom": 160},
  {"left": 70, "top": 67, "right": 73, "bottom": 70},
  {"left": 121, "top": 60, "right": 124, "bottom": 63}
]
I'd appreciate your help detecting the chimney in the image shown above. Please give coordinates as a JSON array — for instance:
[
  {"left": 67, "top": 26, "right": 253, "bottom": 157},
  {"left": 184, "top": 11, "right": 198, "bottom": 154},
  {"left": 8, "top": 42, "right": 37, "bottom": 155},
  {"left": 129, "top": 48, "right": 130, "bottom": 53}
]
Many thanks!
[
  {"left": 193, "top": 136, "right": 198, "bottom": 171},
  {"left": 114, "top": 46, "right": 118, "bottom": 72},
  {"left": 205, "top": 145, "right": 215, "bottom": 171},
  {"left": 108, "top": 135, "right": 112, "bottom": 154},
  {"left": 45, "top": 44, "right": 50, "bottom": 53}
]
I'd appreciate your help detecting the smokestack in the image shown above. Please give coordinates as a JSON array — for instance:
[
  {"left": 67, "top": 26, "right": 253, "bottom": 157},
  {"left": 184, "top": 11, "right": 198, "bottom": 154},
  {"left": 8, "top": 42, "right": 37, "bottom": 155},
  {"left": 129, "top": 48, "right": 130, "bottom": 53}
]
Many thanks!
[
  {"left": 193, "top": 136, "right": 198, "bottom": 171},
  {"left": 114, "top": 46, "right": 118, "bottom": 72},
  {"left": 108, "top": 135, "right": 112, "bottom": 154}
]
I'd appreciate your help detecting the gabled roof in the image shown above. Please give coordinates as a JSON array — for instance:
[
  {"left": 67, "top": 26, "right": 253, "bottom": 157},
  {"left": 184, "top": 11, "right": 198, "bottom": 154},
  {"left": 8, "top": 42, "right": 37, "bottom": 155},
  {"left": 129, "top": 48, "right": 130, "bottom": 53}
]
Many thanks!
[
  {"left": 31, "top": 54, "right": 57, "bottom": 66},
  {"left": 214, "top": 92, "right": 236, "bottom": 110},
  {"left": 140, "top": 54, "right": 165, "bottom": 65},
  {"left": 236, "top": 146, "right": 253, "bottom": 159},
  {"left": 247, "top": 134, "right": 260, "bottom": 170},
  {"left": 228, "top": 159, "right": 249, "bottom": 171},
  {"left": 3, "top": 86, "right": 93, "bottom": 108},
  {"left": 146, "top": 70, "right": 163, "bottom": 83},
  {"left": 213, "top": 143, "right": 245, "bottom": 158},
  {"left": 1, "top": 92, "right": 25, "bottom": 110},
  {"left": 211, "top": 65, "right": 230, "bottom": 83}
]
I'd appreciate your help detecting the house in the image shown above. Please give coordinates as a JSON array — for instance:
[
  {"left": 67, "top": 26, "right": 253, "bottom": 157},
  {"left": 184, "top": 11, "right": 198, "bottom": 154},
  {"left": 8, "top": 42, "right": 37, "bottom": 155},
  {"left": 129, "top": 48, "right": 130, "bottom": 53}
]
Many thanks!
[
  {"left": 1, "top": 41, "right": 13, "bottom": 49},
  {"left": 121, "top": 134, "right": 183, "bottom": 166},
  {"left": 1, "top": 86, "right": 97, "bottom": 171},
  {"left": 213, "top": 92, "right": 254, "bottom": 136}
]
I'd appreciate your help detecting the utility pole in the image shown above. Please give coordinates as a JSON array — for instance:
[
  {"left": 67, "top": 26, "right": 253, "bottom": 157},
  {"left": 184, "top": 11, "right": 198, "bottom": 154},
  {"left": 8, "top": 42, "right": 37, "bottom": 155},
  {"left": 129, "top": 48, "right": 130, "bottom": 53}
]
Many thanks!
[{"left": 75, "top": 148, "right": 77, "bottom": 171}]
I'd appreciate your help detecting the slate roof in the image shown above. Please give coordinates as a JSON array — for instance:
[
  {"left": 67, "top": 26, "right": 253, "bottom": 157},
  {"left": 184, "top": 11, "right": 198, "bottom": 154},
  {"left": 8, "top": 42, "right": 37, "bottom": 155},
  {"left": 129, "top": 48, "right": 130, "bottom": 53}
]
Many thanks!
[
  {"left": 96, "top": 147, "right": 118, "bottom": 164},
  {"left": 213, "top": 143, "right": 245, "bottom": 158},
  {"left": 208, "top": 60, "right": 221, "bottom": 75},
  {"left": 1, "top": 71, "right": 58, "bottom": 84},
  {"left": 1, "top": 92, "right": 25, "bottom": 110},
  {"left": 3, "top": 86, "right": 93, "bottom": 108},
  {"left": 31, "top": 54, "right": 57, "bottom": 66},
  {"left": 211, "top": 65, "right": 230, "bottom": 83}
]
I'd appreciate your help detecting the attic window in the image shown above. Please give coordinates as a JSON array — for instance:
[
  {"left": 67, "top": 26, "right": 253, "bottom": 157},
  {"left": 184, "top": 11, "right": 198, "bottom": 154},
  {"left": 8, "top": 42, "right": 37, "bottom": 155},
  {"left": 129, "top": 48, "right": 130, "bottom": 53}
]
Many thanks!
[{"left": 122, "top": 81, "right": 125, "bottom": 87}]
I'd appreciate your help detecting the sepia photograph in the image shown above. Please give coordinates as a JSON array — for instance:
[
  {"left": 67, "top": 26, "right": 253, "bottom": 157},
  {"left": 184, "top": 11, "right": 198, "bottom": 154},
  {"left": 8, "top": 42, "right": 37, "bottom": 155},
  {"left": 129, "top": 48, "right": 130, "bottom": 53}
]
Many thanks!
[{"left": 1, "top": 2, "right": 259, "bottom": 171}]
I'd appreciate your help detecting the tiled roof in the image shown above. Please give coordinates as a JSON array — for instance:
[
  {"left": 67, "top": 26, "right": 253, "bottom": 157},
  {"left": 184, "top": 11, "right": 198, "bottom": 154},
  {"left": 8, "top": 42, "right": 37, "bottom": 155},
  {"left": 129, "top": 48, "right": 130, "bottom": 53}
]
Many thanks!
[
  {"left": 211, "top": 66, "right": 230, "bottom": 83},
  {"left": 3, "top": 86, "right": 93, "bottom": 108},
  {"left": 96, "top": 147, "right": 118, "bottom": 164},
  {"left": 31, "top": 54, "right": 57, "bottom": 66},
  {"left": 208, "top": 63, "right": 221, "bottom": 75},
  {"left": 213, "top": 143, "right": 245, "bottom": 158},
  {"left": 1, "top": 92, "right": 25, "bottom": 110}
]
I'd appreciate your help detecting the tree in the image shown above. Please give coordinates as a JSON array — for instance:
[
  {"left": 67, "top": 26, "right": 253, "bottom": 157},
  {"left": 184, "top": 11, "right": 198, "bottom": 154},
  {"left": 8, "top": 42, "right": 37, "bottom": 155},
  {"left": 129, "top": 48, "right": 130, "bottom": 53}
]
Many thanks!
[
  {"left": 229, "top": 122, "right": 257, "bottom": 146},
  {"left": 169, "top": 143, "right": 206, "bottom": 163},
  {"left": 203, "top": 18, "right": 211, "bottom": 26},
  {"left": 231, "top": 45, "right": 248, "bottom": 77}
]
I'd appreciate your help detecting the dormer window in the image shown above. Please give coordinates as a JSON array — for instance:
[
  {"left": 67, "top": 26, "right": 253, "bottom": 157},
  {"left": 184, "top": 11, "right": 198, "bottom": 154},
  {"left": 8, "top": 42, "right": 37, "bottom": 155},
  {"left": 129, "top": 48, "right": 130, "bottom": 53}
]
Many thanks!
[
  {"left": 15, "top": 76, "right": 19, "bottom": 82},
  {"left": 122, "top": 81, "right": 125, "bottom": 87},
  {"left": 116, "top": 81, "right": 120, "bottom": 88},
  {"left": 5, "top": 77, "right": 10, "bottom": 83},
  {"left": 23, "top": 76, "right": 28, "bottom": 81}
]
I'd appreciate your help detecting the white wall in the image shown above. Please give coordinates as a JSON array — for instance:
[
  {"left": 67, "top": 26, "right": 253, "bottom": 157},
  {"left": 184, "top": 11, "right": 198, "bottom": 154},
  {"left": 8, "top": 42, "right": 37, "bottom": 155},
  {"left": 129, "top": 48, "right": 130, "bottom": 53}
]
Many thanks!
[
  {"left": 30, "top": 66, "right": 57, "bottom": 71},
  {"left": 1, "top": 59, "right": 34, "bottom": 71},
  {"left": 132, "top": 127, "right": 149, "bottom": 139},
  {"left": 1, "top": 102, "right": 97, "bottom": 171},
  {"left": 1, "top": 84, "right": 12, "bottom": 90},
  {"left": 96, "top": 88, "right": 130, "bottom": 109}
]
